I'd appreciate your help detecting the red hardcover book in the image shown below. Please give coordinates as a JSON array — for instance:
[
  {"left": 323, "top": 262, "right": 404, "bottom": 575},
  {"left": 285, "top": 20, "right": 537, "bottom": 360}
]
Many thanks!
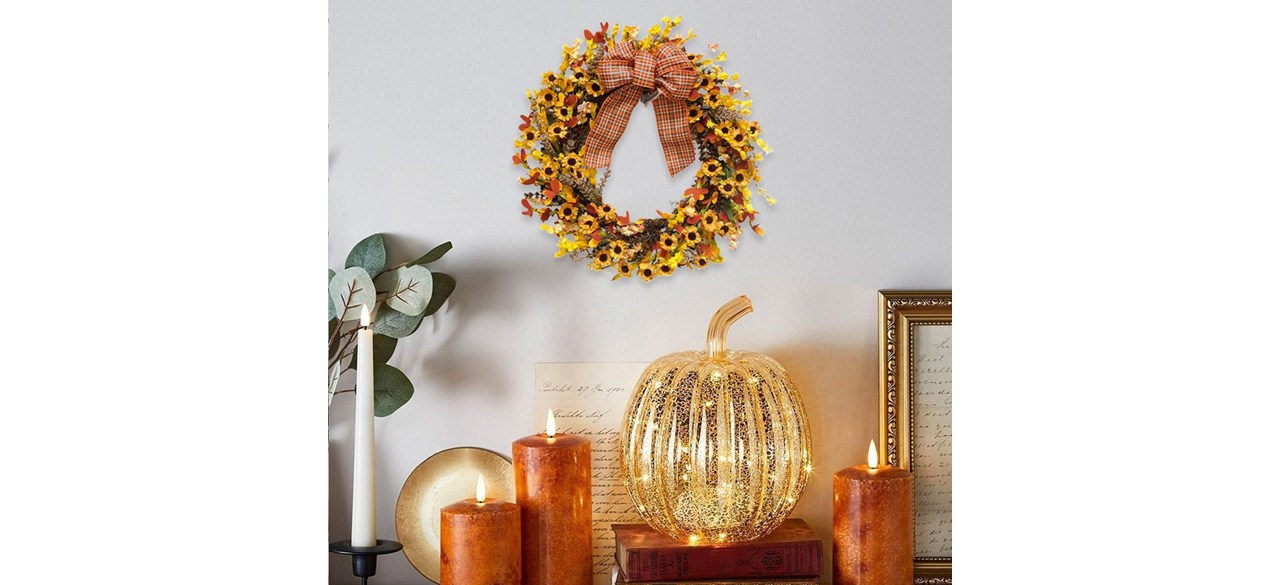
[{"left": 612, "top": 519, "right": 821, "bottom": 582}]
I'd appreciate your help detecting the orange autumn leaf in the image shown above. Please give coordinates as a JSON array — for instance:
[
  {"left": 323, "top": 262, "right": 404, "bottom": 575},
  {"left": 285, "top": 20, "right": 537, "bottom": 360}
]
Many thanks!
[
  {"left": 686, "top": 214, "right": 701, "bottom": 225},
  {"left": 752, "top": 224, "right": 765, "bottom": 236},
  {"left": 521, "top": 198, "right": 534, "bottom": 217}
]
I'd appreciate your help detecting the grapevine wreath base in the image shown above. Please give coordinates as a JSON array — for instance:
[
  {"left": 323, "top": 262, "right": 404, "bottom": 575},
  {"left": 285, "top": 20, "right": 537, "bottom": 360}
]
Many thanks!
[{"left": 514, "top": 17, "right": 774, "bottom": 281}]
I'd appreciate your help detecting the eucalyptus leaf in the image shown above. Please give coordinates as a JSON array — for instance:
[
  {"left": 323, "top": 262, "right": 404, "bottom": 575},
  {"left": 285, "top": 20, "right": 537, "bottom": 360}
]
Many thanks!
[
  {"left": 422, "top": 272, "right": 456, "bottom": 317},
  {"left": 385, "top": 265, "right": 433, "bottom": 316},
  {"left": 345, "top": 233, "right": 387, "bottom": 277},
  {"left": 328, "top": 361, "right": 342, "bottom": 406},
  {"left": 328, "top": 318, "right": 341, "bottom": 360},
  {"left": 373, "top": 363, "right": 414, "bottom": 417},
  {"left": 328, "top": 269, "right": 337, "bottom": 320},
  {"left": 329, "top": 267, "right": 375, "bottom": 322},
  {"left": 351, "top": 334, "right": 398, "bottom": 366},
  {"left": 373, "top": 334, "right": 397, "bottom": 364},
  {"left": 409, "top": 241, "right": 452, "bottom": 266},
  {"left": 373, "top": 306, "right": 425, "bottom": 339}
]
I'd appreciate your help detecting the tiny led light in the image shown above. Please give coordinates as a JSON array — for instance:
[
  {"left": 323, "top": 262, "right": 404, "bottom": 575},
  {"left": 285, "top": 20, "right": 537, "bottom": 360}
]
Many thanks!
[
  {"left": 546, "top": 408, "right": 557, "bottom": 437},
  {"left": 867, "top": 440, "right": 879, "bottom": 469}
]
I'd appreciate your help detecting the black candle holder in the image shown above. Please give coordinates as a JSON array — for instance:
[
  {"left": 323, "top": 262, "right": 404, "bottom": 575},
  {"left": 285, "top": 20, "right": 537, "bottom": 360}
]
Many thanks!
[{"left": 329, "top": 539, "right": 403, "bottom": 585}]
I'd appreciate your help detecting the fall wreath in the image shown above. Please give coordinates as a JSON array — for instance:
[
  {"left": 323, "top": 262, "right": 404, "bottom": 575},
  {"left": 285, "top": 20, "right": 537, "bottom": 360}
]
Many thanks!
[{"left": 513, "top": 17, "right": 774, "bottom": 281}]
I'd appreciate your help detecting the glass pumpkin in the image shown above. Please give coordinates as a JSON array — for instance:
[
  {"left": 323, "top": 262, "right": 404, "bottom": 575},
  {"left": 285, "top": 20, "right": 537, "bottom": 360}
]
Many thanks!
[{"left": 620, "top": 296, "right": 813, "bottom": 543}]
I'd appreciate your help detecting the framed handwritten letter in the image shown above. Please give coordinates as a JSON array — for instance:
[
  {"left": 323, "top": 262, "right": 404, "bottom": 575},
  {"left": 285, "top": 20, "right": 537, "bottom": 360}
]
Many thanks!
[
  {"left": 534, "top": 363, "right": 649, "bottom": 585},
  {"left": 878, "top": 291, "right": 952, "bottom": 585}
]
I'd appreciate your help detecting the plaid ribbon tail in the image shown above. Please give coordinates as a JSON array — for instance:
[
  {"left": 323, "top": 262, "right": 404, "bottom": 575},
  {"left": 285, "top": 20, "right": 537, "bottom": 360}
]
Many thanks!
[
  {"left": 653, "top": 95, "right": 696, "bottom": 176},
  {"left": 583, "top": 86, "right": 642, "bottom": 170},
  {"left": 583, "top": 42, "right": 698, "bottom": 177}
]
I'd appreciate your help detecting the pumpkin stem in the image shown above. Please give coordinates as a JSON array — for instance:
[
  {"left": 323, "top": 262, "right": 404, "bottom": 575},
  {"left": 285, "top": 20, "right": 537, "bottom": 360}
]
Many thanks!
[{"left": 706, "top": 296, "right": 753, "bottom": 358}]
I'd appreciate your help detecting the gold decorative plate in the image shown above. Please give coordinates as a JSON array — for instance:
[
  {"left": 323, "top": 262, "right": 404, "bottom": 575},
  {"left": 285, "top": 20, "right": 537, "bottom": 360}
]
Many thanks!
[{"left": 395, "top": 446, "right": 515, "bottom": 584}]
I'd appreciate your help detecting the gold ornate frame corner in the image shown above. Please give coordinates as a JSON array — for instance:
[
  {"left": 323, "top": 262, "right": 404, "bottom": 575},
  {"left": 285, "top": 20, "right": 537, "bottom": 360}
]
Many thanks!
[{"left": 878, "top": 290, "right": 952, "bottom": 584}]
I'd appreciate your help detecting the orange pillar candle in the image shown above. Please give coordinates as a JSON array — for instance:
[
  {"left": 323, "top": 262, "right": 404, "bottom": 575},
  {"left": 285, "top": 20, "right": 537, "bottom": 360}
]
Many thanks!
[
  {"left": 440, "top": 476, "right": 522, "bottom": 585},
  {"left": 512, "top": 409, "right": 592, "bottom": 585},
  {"left": 833, "top": 441, "right": 913, "bottom": 585}
]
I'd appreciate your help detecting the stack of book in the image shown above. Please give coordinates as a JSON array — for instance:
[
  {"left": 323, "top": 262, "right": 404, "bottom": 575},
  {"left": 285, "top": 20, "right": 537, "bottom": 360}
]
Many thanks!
[{"left": 610, "top": 519, "right": 822, "bottom": 585}]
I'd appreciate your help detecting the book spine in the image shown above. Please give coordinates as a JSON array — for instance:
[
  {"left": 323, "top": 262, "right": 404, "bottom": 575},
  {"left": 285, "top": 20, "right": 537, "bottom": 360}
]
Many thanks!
[{"left": 622, "top": 541, "right": 821, "bottom": 581}]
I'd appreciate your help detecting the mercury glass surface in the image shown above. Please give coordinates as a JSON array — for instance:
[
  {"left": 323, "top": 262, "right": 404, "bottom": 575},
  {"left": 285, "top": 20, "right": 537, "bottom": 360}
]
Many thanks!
[{"left": 620, "top": 296, "right": 813, "bottom": 543}]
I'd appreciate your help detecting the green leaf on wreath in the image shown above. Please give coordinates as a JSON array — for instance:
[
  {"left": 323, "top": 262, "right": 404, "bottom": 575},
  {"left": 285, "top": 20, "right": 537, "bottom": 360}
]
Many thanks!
[
  {"left": 373, "top": 305, "right": 425, "bottom": 339},
  {"left": 373, "top": 363, "right": 414, "bottom": 417},
  {"left": 422, "top": 272, "right": 456, "bottom": 317},
  {"left": 345, "top": 233, "right": 387, "bottom": 277},
  {"left": 384, "top": 265, "right": 434, "bottom": 316},
  {"left": 409, "top": 241, "right": 452, "bottom": 266}
]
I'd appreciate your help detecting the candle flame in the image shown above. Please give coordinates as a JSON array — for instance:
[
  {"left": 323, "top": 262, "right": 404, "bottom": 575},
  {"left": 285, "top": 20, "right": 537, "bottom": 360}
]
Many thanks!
[
  {"left": 475, "top": 475, "right": 486, "bottom": 503},
  {"left": 546, "top": 408, "right": 557, "bottom": 437},
  {"left": 868, "top": 440, "right": 879, "bottom": 469},
  {"left": 360, "top": 305, "right": 371, "bottom": 327}
]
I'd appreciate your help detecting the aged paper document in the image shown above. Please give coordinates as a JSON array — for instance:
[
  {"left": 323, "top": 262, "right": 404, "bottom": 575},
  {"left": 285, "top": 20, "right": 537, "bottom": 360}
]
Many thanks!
[{"left": 911, "top": 325, "right": 952, "bottom": 557}]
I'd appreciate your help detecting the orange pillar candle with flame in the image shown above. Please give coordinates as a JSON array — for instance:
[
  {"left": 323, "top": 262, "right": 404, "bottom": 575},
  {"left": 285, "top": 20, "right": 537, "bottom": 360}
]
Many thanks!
[
  {"left": 440, "top": 476, "right": 522, "bottom": 585},
  {"left": 833, "top": 441, "right": 913, "bottom": 585},
  {"left": 512, "top": 409, "right": 593, "bottom": 585}
]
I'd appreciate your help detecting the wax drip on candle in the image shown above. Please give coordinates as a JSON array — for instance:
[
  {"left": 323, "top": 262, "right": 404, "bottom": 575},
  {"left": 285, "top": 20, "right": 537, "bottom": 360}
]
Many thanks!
[
  {"left": 545, "top": 408, "right": 557, "bottom": 438},
  {"left": 867, "top": 439, "right": 879, "bottom": 472},
  {"left": 476, "top": 474, "right": 487, "bottom": 505}
]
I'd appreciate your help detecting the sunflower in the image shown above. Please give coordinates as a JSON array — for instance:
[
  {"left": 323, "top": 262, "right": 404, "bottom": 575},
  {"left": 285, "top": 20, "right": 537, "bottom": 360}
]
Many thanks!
[
  {"left": 542, "top": 72, "right": 560, "bottom": 86},
  {"left": 692, "top": 256, "right": 710, "bottom": 269},
  {"left": 687, "top": 105, "right": 702, "bottom": 123},
  {"left": 547, "top": 123, "right": 568, "bottom": 141},
  {"left": 716, "top": 181, "right": 737, "bottom": 198},
  {"left": 555, "top": 104, "right": 574, "bottom": 120},
  {"left": 569, "top": 69, "right": 589, "bottom": 84},
  {"left": 716, "top": 223, "right": 732, "bottom": 238},
  {"left": 609, "top": 240, "right": 626, "bottom": 257},
  {"left": 700, "top": 213, "right": 719, "bottom": 230},
  {"left": 657, "top": 262, "right": 674, "bottom": 276},
  {"left": 520, "top": 128, "right": 538, "bottom": 144},
  {"left": 699, "top": 160, "right": 723, "bottom": 177},
  {"left": 659, "top": 233, "right": 679, "bottom": 250},
  {"left": 599, "top": 203, "right": 617, "bottom": 220},
  {"left": 696, "top": 76, "right": 713, "bottom": 91},
  {"left": 616, "top": 262, "right": 634, "bottom": 278},
  {"left": 638, "top": 263, "right": 656, "bottom": 281},
  {"left": 560, "top": 153, "right": 582, "bottom": 169},
  {"left": 539, "top": 88, "right": 557, "bottom": 106},
  {"left": 557, "top": 205, "right": 578, "bottom": 222},
  {"left": 579, "top": 215, "right": 599, "bottom": 232},
  {"left": 682, "top": 227, "right": 702, "bottom": 245},
  {"left": 731, "top": 168, "right": 749, "bottom": 185},
  {"left": 594, "top": 248, "right": 612, "bottom": 265},
  {"left": 745, "top": 121, "right": 761, "bottom": 138},
  {"left": 586, "top": 79, "right": 604, "bottom": 96}
]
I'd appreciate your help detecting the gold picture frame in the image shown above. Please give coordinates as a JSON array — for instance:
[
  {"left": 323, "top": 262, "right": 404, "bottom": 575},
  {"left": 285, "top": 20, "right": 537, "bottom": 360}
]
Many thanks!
[{"left": 878, "top": 290, "right": 952, "bottom": 584}]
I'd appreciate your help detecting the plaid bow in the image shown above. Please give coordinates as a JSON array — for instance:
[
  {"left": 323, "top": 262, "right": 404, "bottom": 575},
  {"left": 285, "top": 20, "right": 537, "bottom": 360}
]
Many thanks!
[{"left": 583, "top": 42, "right": 699, "bottom": 177}]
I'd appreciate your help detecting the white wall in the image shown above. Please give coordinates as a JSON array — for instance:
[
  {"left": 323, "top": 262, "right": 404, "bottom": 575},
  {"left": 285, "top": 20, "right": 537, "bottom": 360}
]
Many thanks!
[{"left": 329, "top": 1, "right": 950, "bottom": 583}]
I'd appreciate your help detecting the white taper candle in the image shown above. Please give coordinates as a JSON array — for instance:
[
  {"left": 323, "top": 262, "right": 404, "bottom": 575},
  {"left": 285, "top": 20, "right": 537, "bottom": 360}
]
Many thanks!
[{"left": 351, "top": 305, "right": 376, "bottom": 546}]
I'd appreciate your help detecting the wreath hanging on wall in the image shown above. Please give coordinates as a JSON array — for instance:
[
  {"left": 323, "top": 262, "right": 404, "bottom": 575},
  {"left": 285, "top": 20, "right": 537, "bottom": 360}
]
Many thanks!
[{"left": 513, "top": 17, "right": 774, "bottom": 281}]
